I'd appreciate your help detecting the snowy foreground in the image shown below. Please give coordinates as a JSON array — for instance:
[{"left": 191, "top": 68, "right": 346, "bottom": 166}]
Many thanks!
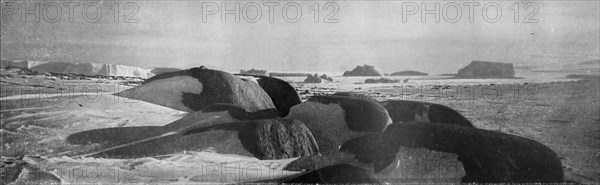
[
  {"left": 1, "top": 93, "right": 465, "bottom": 184},
  {"left": 10, "top": 151, "right": 301, "bottom": 184}
]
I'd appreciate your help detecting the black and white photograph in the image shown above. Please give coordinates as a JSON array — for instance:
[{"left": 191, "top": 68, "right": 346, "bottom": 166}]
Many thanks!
[{"left": 0, "top": 0, "right": 599, "bottom": 184}]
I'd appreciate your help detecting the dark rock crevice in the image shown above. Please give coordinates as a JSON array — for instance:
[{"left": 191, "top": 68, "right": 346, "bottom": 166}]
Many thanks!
[{"left": 454, "top": 61, "right": 516, "bottom": 79}]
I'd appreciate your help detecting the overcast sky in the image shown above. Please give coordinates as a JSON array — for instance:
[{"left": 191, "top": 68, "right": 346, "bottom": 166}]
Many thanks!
[{"left": 1, "top": 1, "right": 598, "bottom": 74}]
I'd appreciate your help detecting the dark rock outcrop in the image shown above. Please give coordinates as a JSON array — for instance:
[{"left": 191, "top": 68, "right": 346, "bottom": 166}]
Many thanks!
[
  {"left": 390, "top": 70, "right": 428, "bottom": 76},
  {"left": 235, "top": 74, "right": 302, "bottom": 117},
  {"left": 454, "top": 61, "right": 515, "bottom": 79},
  {"left": 67, "top": 105, "right": 281, "bottom": 157},
  {"left": 339, "top": 133, "right": 397, "bottom": 172},
  {"left": 303, "top": 73, "right": 334, "bottom": 83},
  {"left": 285, "top": 146, "right": 465, "bottom": 183},
  {"left": 341, "top": 122, "right": 564, "bottom": 183},
  {"left": 251, "top": 119, "right": 320, "bottom": 159},
  {"left": 149, "top": 67, "right": 182, "bottom": 75},
  {"left": 333, "top": 92, "right": 377, "bottom": 101},
  {"left": 365, "top": 78, "right": 400, "bottom": 84},
  {"left": 286, "top": 95, "right": 392, "bottom": 153},
  {"left": 283, "top": 152, "right": 364, "bottom": 171},
  {"left": 319, "top": 74, "right": 333, "bottom": 81},
  {"left": 284, "top": 164, "right": 383, "bottom": 184},
  {"left": 84, "top": 118, "right": 319, "bottom": 160},
  {"left": 303, "top": 74, "right": 323, "bottom": 83},
  {"left": 307, "top": 95, "right": 391, "bottom": 132},
  {"left": 67, "top": 111, "right": 241, "bottom": 153},
  {"left": 66, "top": 126, "right": 165, "bottom": 146},
  {"left": 200, "top": 103, "right": 279, "bottom": 120},
  {"left": 343, "top": 65, "right": 384, "bottom": 76},
  {"left": 381, "top": 100, "right": 474, "bottom": 127},
  {"left": 117, "top": 67, "right": 275, "bottom": 112}
]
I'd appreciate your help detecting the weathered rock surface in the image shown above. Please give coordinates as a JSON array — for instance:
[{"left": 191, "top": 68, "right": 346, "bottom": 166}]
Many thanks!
[
  {"left": 339, "top": 132, "right": 466, "bottom": 183},
  {"left": 454, "top": 61, "right": 515, "bottom": 79},
  {"left": 149, "top": 67, "right": 182, "bottom": 75},
  {"left": 285, "top": 145, "right": 465, "bottom": 183},
  {"left": 235, "top": 74, "right": 302, "bottom": 117},
  {"left": 286, "top": 95, "right": 392, "bottom": 153},
  {"left": 390, "top": 70, "right": 428, "bottom": 76},
  {"left": 340, "top": 133, "right": 397, "bottom": 172},
  {"left": 284, "top": 164, "right": 384, "bottom": 184},
  {"left": 200, "top": 103, "right": 279, "bottom": 120},
  {"left": 333, "top": 91, "right": 378, "bottom": 101},
  {"left": 307, "top": 95, "right": 392, "bottom": 132},
  {"left": 251, "top": 119, "right": 320, "bottom": 159},
  {"left": 66, "top": 111, "right": 240, "bottom": 155},
  {"left": 283, "top": 152, "right": 366, "bottom": 171},
  {"left": 78, "top": 118, "right": 319, "bottom": 160},
  {"left": 178, "top": 118, "right": 319, "bottom": 160},
  {"left": 343, "top": 65, "right": 384, "bottom": 76},
  {"left": 346, "top": 122, "right": 564, "bottom": 183},
  {"left": 381, "top": 100, "right": 474, "bottom": 127},
  {"left": 116, "top": 67, "right": 275, "bottom": 112}
]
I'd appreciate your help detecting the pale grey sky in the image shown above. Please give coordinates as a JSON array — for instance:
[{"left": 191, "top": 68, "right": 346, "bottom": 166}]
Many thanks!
[{"left": 1, "top": 1, "right": 599, "bottom": 74}]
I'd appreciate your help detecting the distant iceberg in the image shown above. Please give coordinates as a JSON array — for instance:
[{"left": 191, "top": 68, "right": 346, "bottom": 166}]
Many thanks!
[{"left": 1, "top": 60, "right": 149, "bottom": 78}]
